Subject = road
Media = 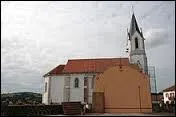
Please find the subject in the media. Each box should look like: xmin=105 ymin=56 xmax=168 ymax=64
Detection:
xmin=47 ymin=112 xmax=175 ymax=116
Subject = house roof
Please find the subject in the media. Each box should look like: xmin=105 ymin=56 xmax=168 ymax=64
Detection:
xmin=163 ymin=85 xmax=175 ymax=92
xmin=43 ymin=65 xmax=65 ymax=77
xmin=62 ymin=58 xmax=129 ymax=73
xmin=43 ymin=58 xmax=129 ymax=77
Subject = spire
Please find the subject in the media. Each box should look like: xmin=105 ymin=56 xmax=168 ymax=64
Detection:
xmin=129 ymin=13 xmax=142 ymax=38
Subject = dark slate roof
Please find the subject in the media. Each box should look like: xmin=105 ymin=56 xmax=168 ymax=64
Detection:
xmin=129 ymin=14 xmax=143 ymax=38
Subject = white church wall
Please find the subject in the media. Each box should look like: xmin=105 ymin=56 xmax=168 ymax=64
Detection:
xmin=42 ymin=76 xmax=50 ymax=105
xmin=130 ymin=31 xmax=148 ymax=73
xmin=88 ymin=75 xmax=94 ymax=104
xmin=83 ymin=73 xmax=95 ymax=104
xmin=43 ymin=73 xmax=96 ymax=105
xmin=50 ymin=75 xmax=65 ymax=104
xmin=63 ymin=76 xmax=71 ymax=102
xmin=69 ymin=73 xmax=95 ymax=104
xmin=69 ymin=74 xmax=84 ymax=103
xmin=131 ymin=31 xmax=144 ymax=51
xmin=130 ymin=55 xmax=145 ymax=67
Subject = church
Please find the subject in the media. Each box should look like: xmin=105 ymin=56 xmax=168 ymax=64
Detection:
xmin=42 ymin=13 xmax=152 ymax=113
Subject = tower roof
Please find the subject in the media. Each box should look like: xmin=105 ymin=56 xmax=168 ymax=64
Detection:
xmin=129 ymin=13 xmax=143 ymax=37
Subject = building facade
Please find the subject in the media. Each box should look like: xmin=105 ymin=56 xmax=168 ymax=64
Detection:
xmin=162 ymin=85 xmax=175 ymax=104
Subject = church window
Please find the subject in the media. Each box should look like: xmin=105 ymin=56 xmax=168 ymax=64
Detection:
xmin=74 ymin=78 xmax=79 ymax=88
xmin=45 ymin=82 xmax=47 ymax=92
xmin=135 ymin=38 xmax=139 ymax=49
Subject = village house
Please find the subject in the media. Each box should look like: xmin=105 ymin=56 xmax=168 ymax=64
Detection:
xmin=162 ymin=85 xmax=175 ymax=104
xmin=42 ymin=13 xmax=152 ymax=113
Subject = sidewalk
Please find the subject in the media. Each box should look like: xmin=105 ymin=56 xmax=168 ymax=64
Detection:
xmin=84 ymin=112 xmax=175 ymax=116
xmin=46 ymin=112 xmax=175 ymax=116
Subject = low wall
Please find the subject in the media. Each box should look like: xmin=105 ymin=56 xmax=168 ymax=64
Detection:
xmin=1 ymin=104 xmax=63 ymax=116
xmin=152 ymin=103 xmax=175 ymax=113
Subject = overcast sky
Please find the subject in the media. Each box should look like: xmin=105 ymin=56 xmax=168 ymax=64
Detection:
xmin=1 ymin=1 xmax=175 ymax=93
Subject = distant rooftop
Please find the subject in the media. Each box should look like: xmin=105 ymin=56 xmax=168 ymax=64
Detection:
xmin=163 ymin=85 xmax=175 ymax=92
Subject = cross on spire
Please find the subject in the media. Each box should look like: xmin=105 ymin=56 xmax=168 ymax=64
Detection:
xmin=132 ymin=5 xmax=134 ymax=14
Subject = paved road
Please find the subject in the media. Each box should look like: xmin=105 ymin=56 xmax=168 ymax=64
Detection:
xmin=85 ymin=113 xmax=175 ymax=116
xmin=47 ymin=112 xmax=175 ymax=116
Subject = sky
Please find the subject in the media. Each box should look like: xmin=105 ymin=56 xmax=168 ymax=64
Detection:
xmin=1 ymin=1 xmax=175 ymax=93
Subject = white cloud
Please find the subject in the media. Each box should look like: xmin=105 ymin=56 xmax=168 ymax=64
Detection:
xmin=1 ymin=1 xmax=175 ymax=93
xmin=145 ymin=28 xmax=170 ymax=49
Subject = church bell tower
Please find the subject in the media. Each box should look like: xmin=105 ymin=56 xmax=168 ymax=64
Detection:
xmin=128 ymin=13 xmax=148 ymax=74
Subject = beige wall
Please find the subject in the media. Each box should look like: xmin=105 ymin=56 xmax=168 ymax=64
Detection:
xmin=94 ymin=65 xmax=152 ymax=113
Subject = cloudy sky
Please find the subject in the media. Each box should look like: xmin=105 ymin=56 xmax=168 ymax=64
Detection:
xmin=1 ymin=1 xmax=175 ymax=93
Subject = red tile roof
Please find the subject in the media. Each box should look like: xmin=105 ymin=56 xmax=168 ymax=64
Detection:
xmin=43 ymin=58 xmax=129 ymax=76
xmin=43 ymin=65 xmax=65 ymax=77
xmin=62 ymin=58 xmax=129 ymax=73
xmin=163 ymin=85 xmax=175 ymax=92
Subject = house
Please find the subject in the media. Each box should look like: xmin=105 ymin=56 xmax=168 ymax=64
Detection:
xmin=42 ymin=13 xmax=152 ymax=113
xmin=162 ymin=85 xmax=175 ymax=104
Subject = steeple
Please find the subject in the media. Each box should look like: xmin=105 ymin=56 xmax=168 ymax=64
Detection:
xmin=128 ymin=13 xmax=148 ymax=74
xmin=129 ymin=13 xmax=142 ymax=39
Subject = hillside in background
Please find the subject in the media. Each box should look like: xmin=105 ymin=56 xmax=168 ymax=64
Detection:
xmin=1 ymin=92 xmax=42 ymax=105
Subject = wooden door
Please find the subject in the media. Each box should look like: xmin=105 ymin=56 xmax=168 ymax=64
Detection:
xmin=92 ymin=92 xmax=104 ymax=113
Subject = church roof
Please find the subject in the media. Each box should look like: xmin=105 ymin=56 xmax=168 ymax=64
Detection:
xmin=129 ymin=13 xmax=143 ymax=38
xmin=63 ymin=58 xmax=129 ymax=73
xmin=43 ymin=58 xmax=129 ymax=76
xmin=43 ymin=65 xmax=65 ymax=77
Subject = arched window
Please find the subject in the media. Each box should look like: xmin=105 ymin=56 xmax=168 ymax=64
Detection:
xmin=135 ymin=38 xmax=139 ymax=49
xmin=74 ymin=78 xmax=79 ymax=88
